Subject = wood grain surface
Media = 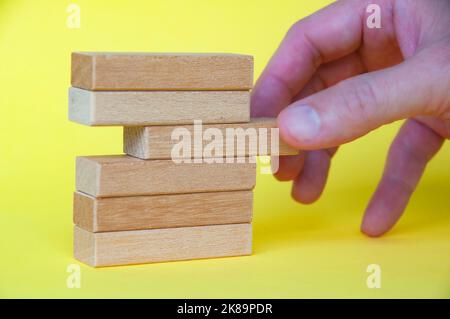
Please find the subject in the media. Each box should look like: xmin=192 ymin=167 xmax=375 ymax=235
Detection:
xmin=76 ymin=155 xmax=256 ymax=197
xmin=68 ymin=88 xmax=250 ymax=126
xmin=74 ymin=223 xmax=252 ymax=267
xmin=73 ymin=190 xmax=253 ymax=232
xmin=124 ymin=117 xmax=298 ymax=159
xmin=71 ymin=52 xmax=253 ymax=90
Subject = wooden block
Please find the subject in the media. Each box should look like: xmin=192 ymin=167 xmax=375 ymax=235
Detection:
xmin=68 ymin=88 xmax=250 ymax=126
xmin=76 ymin=155 xmax=256 ymax=197
xmin=74 ymin=190 xmax=253 ymax=232
xmin=124 ymin=117 xmax=298 ymax=159
xmin=71 ymin=52 xmax=253 ymax=91
xmin=74 ymin=223 xmax=252 ymax=267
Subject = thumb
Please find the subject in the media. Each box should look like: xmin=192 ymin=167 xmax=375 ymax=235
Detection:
xmin=277 ymin=56 xmax=440 ymax=150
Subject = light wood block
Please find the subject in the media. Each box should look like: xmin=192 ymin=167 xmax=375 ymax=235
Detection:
xmin=74 ymin=190 xmax=253 ymax=232
xmin=124 ymin=117 xmax=298 ymax=159
xmin=74 ymin=223 xmax=252 ymax=267
xmin=68 ymin=88 xmax=250 ymax=126
xmin=76 ymin=155 xmax=256 ymax=197
xmin=71 ymin=52 xmax=253 ymax=91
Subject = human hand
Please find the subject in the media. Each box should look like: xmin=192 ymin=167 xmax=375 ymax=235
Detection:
xmin=251 ymin=0 xmax=450 ymax=236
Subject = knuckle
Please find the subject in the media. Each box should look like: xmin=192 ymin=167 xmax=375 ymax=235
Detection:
xmin=397 ymin=131 xmax=426 ymax=164
xmin=286 ymin=18 xmax=322 ymax=68
xmin=386 ymin=174 xmax=415 ymax=195
xmin=415 ymin=39 xmax=450 ymax=116
xmin=287 ymin=19 xmax=305 ymax=36
xmin=285 ymin=20 xmax=302 ymax=41
xmin=335 ymin=77 xmax=381 ymax=128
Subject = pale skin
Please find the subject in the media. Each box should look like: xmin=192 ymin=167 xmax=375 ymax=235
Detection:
xmin=251 ymin=0 xmax=450 ymax=236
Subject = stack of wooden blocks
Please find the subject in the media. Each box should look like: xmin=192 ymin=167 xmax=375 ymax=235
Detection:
xmin=69 ymin=52 xmax=295 ymax=267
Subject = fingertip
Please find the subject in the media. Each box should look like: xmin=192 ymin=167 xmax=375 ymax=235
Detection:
xmin=361 ymin=205 xmax=396 ymax=237
xmin=291 ymin=177 xmax=322 ymax=204
xmin=277 ymin=104 xmax=322 ymax=149
xmin=273 ymin=172 xmax=294 ymax=182
xmin=274 ymin=172 xmax=296 ymax=182
xmin=277 ymin=108 xmax=299 ymax=148
xmin=291 ymin=187 xmax=320 ymax=204
xmin=360 ymin=218 xmax=389 ymax=237
xmin=290 ymin=150 xmax=331 ymax=204
xmin=273 ymin=154 xmax=305 ymax=181
xmin=359 ymin=119 xmax=444 ymax=238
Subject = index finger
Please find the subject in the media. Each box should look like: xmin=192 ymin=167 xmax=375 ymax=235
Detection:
xmin=251 ymin=0 xmax=366 ymax=117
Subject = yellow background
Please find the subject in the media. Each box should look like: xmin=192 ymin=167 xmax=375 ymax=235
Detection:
xmin=1 ymin=0 xmax=449 ymax=298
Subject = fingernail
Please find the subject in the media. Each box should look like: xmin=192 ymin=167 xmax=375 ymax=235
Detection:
xmin=281 ymin=105 xmax=321 ymax=142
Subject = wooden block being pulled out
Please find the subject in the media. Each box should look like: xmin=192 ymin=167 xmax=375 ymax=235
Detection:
xmin=68 ymin=88 xmax=250 ymax=126
xmin=71 ymin=52 xmax=253 ymax=91
xmin=76 ymin=155 xmax=256 ymax=197
xmin=74 ymin=190 xmax=253 ymax=232
xmin=74 ymin=223 xmax=252 ymax=267
xmin=124 ymin=117 xmax=298 ymax=159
